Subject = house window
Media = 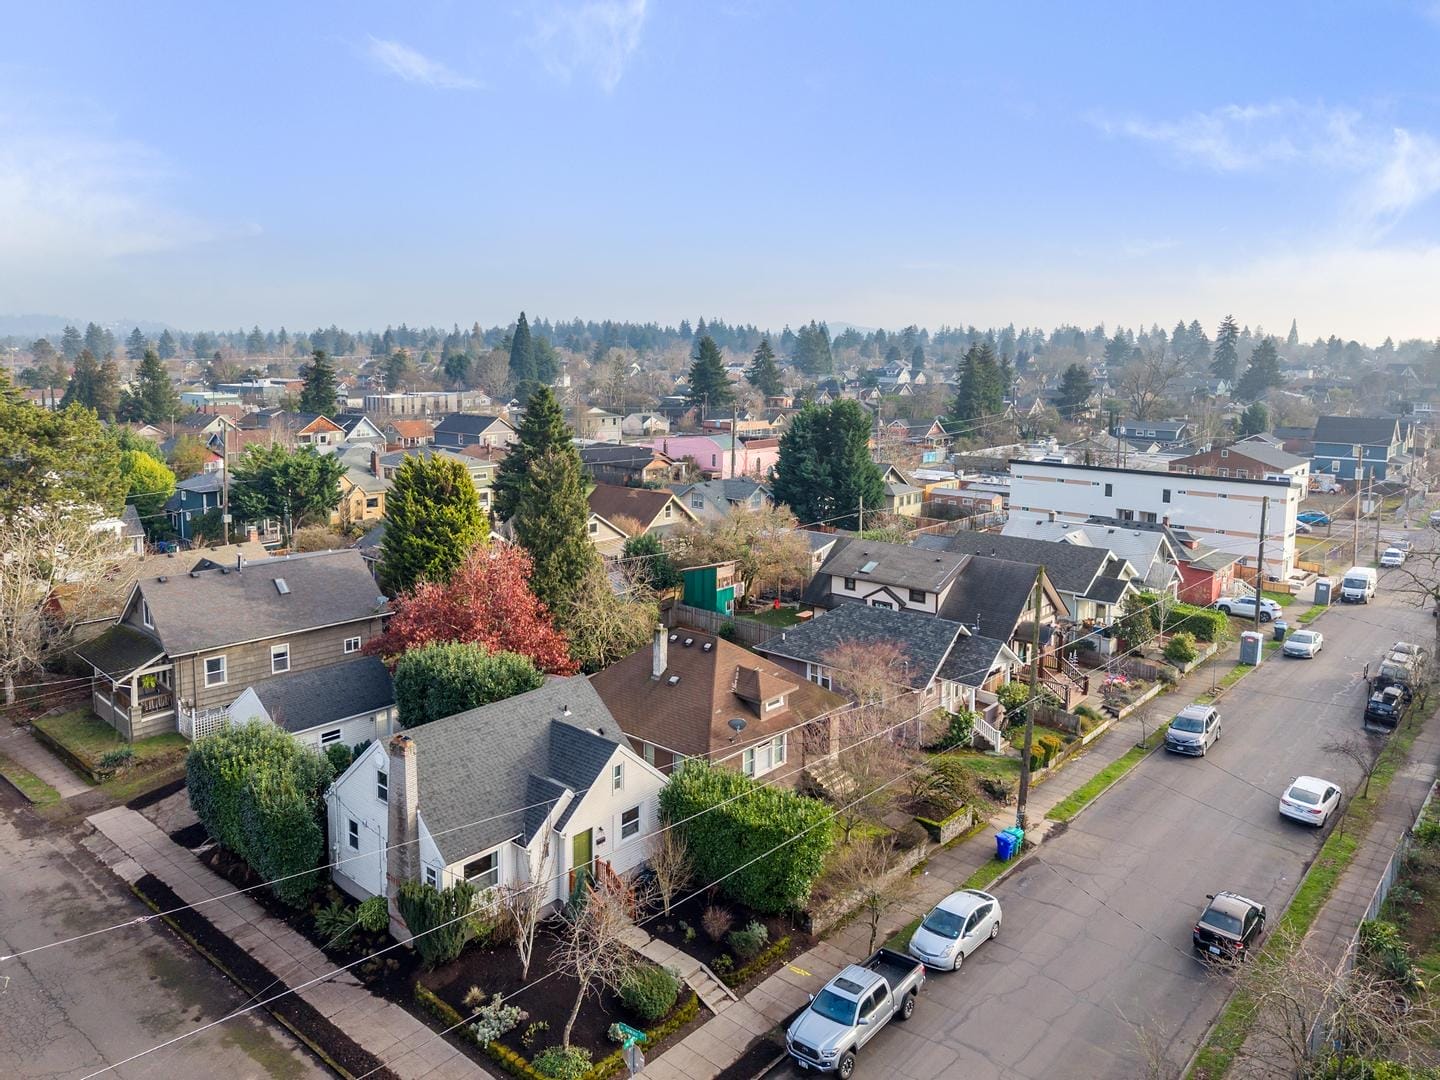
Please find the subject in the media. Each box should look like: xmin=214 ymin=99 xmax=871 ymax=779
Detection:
xmin=344 ymin=636 xmax=361 ymax=654
xmin=663 ymin=503 xmax=672 ymax=519
xmin=1104 ymin=483 xmax=1113 ymax=497
xmin=204 ymin=655 xmax=227 ymax=688
xmin=765 ymin=696 xmax=784 ymax=712
xmin=806 ymin=663 xmax=832 ymax=690
xmin=1162 ymin=489 xmax=1171 ymax=503
xmin=347 ymin=819 xmax=360 ymax=851
xmin=588 ymin=521 xmax=599 ymax=535
xmin=376 ymin=770 xmax=388 ymax=804
xmin=691 ymin=494 xmax=705 ymax=509
xmin=365 ymin=496 xmax=379 ymax=509
xmin=843 ymin=577 xmax=857 ymax=591
xmin=710 ymin=454 xmax=717 ymax=466
xmin=908 ymin=589 xmax=926 ymax=604
xmin=1117 ymin=509 xmax=1134 ymax=522
xmin=621 ymin=806 xmax=641 ymax=840
xmin=424 ymin=866 xmax=439 ymax=888
xmin=1140 ymin=512 xmax=1158 ymax=523
xmin=612 ymin=762 xmax=624 ymax=791
xmin=141 ymin=600 xmax=153 ymax=628
xmin=742 ymin=734 xmax=787 ymax=777
xmin=320 ymin=729 xmax=343 ymax=746
xmin=643 ymin=742 xmax=656 ymax=766
xmin=870 ymin=600 xmax=894 ymax=610
xmin=270 ymin=643 xmax=290 ymax=674
xmin=463 ymin=853 xmax=499 ymax=889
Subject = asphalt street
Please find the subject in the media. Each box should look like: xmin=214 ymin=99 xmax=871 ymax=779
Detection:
xmin=0 ymin=786 xmax=328 ymax=1080
xmin=771 ymin=568 xmax=1434 ymax=1079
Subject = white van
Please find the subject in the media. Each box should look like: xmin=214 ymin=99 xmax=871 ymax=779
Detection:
xmin=1340 ymin=566 xmax=1378 ymax=604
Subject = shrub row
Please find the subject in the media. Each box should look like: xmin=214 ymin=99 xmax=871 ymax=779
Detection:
xmin=1163 ymin=603 xmax=1228 ymax=643
xmin=718 ymin=936 xmax=792 ymax=989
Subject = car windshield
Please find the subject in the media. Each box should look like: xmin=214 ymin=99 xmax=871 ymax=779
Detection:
xmin=1172 ymin=715 xmax=1206 ymax=733
xmin=809 ymin=989 xmax=858 ymax=1026
xmin=1201 ymin=907 xmax=1243 ymax=935
xmin=921 ymin=907 xmax=965 ymax=940
xmin=1290 ymin=632 xmax=1317 ymax=644
xmin=1287 ymin=786 xmax=1321 ymax=805
xmin=1343 ymin=577 xmax=1368 ymax=589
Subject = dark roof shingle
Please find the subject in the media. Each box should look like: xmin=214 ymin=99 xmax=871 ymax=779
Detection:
xmin=245 ymin=656 xmax=394 ymax=734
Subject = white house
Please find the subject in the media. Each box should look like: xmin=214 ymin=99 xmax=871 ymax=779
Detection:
xmin=325 ymin=677 xmax=667 ymax=933
xmin=1008 ymin=459 xmax=1300 ymax=579
xmin=227 ymin=655 xmax=396 ymax=752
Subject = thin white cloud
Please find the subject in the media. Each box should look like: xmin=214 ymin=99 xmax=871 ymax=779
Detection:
xmin=364 ymin=36 xmax=480 ymax=90
xmin=1355 ymin=127 xmax=1440 ymax=232
xmin=531 ymin=0 xmax=648 ymax=93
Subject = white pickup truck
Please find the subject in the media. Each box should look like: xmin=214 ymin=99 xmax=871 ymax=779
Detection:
xmin=785 ymin=948 xmax=926 ymax=1078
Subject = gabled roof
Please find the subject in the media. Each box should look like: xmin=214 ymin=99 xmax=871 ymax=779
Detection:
xmin=580 ymin=445 xmax=673 ymax=468
xmin=131 ymin=549 xmax=386 ymax=656
xmin=404 ymin=677 xmax=628 ymax=863
xmin=1312 ymin=415 xmax=1401 ymax=447
xmin=246 ymin=656 xmax=394 ymax=734
xmin=590 ymin=629 xmax=845 ymax=760
xmin=912 ymin=531 xmax=1115 ymax=597
xmin=671 ymin=478 xmax=771 ymax=505
xmin=587 ymin=483 xmax=694 ymax=530
xmin=75 ymin=624 xmax=166 ymax=679
xmin=433 ymin=413 xmax=513 ymax=436
xmin=938 ymin=557 xmax=1066 ymax=631
xmin=384 ymin=419 xmax=435 ymax=439
xmin=814 ymin=538 xmax=968 ymax=594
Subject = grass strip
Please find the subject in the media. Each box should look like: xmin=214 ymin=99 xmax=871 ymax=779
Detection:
xmin=1186 ymin=702 xmax=1425 ymax=1079
xmin=1044 ymin=723 xmax=1171 ymax=824
xmin=0 ymin=752 xmax=62 ymax=806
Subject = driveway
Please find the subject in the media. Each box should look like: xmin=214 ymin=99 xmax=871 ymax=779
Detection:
xmin=769 ymin=583 xmax=1432 ymax=1079
xmin=0 ymin=786 xmax=328 ymax=1080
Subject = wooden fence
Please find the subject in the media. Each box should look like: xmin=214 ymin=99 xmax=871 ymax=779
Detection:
xmin=665 ymin=602 xmax=783 ymax=647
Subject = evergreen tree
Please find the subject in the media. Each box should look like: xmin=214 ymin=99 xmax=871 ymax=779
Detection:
xmin=686 ymin=334 xmax=734 ymax=416
xmin=793 ymin=321 xmax=834 ymax=375
xmin=509 ymin=311 xmax=536 ymax=389
xmin=1185 ymin=319 xmax=1210 ymax=363
xmin=745 ymin=338 xmax=784 ymax=397
xmin=532 ymin=333 xmax=559 ymax=386
xmin=441 ymin=350 xmax=471 ymax=389
xmin=125 ymin=327 xmax=147 ymax=360
xmin=60 ymin=325 xmax=83 ymax=361
xmin=492 ymin=385 xmax=573 ymax=520
xmin=1286 ymin=319 xmax=1299 ymax=348
xmin=950 ymin=342 xmax=1005 ymax=426
xmin=1236 ymin=338 xmax=1283 ymax=400
xmin=131 ymin=348 xmax=182 ymax=424
xmin=157 ymin=329 xmax=177 ymax=359
xmin=380 ymin=453 xmax=490 ymax=595
xmin=1055 ymin=364 xmax=1094 ymax=419
xmin=1237 ymin=402 xmax=1269 ymax=437
xmin=297 ymin=349 xmax=337 ymax=415
xmin=83 ymin=322 xmax=108 ymax=359
xmin=384 ymin=348 xmax=411 ymax=393
xmin=229 ymin=445 xmax=344 ymax=546
xmin=508 ymin=448 xmax=598 ymax=614
xmin=1104 ymin=330 xmax=1135 ymax=368
xmin=1211 ymin=315 xmax=1240 ymax=382
xmin=59 ymin=349 xmax=120 ymax=419
xmin=245 ymin=325 xmax=266 ymax=354
xmin=770 ymin=400 xmax=884 ymax=531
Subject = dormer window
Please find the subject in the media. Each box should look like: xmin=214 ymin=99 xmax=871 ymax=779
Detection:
xmin=765 ymin=696 xmax=784 ymax=712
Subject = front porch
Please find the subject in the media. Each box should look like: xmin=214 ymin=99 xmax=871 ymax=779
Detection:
xmin=74 ymin=624 xmax=177 ymax=741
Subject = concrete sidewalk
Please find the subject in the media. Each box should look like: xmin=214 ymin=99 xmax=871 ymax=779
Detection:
xmin=0 ymin=723 xmax=91 ymax=799
xmin=86 ymin=805 xmax=490 ymax=1080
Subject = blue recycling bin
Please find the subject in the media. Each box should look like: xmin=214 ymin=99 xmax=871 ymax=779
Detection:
xmin=995 ymin=831 xmax=1015 ymax=861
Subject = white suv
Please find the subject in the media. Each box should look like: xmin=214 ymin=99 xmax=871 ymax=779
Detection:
xmin=1213 ymin=594 xmax=1283 ymax=622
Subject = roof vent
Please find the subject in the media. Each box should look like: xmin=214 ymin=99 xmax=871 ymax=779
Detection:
xmin=669 ymin=633 xmax=678 ymax=642
xmin=274 ymin=578 xmax=290 ymax=595
xmin=702 ymin=642 xmax=713 ymax=652
xmin=683 ymin=637 xmax=694 ymax=648
xmin=667 ymin=675 xmax=681 ymax=686
xmin=220 ymin=567 xmax=229 ymax=574
xmin=562 ymin=705 xmax=572 ymax=716
xmin=157 ymin=575 xmax=168 ymax=583
xmin=189 ymin=570 xmax=199 ymax=577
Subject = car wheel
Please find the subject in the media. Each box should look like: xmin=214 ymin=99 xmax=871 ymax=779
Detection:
xmin=1261 ymin=612 xmax=1272 ymax=623
xmin=952 ymin=950 xmax=963 ymax=972
xmin=898 ymin=992 xmax=916 ymax=1021
xmin=990 ymin=919 xmax=1001 ymax=940
xmin=838 ymin=1052 xmax=856 ymax=1080
xmin=1218 ymin=605 xmax=1232 ymax=615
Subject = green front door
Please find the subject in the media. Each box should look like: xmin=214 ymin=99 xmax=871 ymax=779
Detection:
xmin=571 ymin=829 xmax=593 ymax=891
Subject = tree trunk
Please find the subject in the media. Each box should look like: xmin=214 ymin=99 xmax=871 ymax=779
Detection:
xmin=4 ymin=672 xmax=13 ymax=706
xmin=561 ymin=980 xmax=587 ymax=1048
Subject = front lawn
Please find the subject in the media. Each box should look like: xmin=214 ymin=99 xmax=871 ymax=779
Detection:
xmin=32 ymin=709 xmax=187 ymax=780
xmin=0 ymin=753 xmax=62 ymax=806
xmin=931 ymin=749 xmax=1022 ymax=781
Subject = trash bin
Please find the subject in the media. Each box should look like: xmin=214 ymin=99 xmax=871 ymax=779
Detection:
xmin=1239 ymin=630 xmax=1265 ymax=665
xmin=995 ymin=832 xmax=1014 ymax=861
xmin=1007 ymin=826 xmax=1025 ymax=853
xmin=1273 ymin=619 xmax=1288 ymax=642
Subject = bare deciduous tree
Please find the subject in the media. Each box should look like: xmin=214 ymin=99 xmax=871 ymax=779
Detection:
xmin=1376 ymin=546 xmax=1440 ymax=666
xmin=1117 ymin=349 xmax=1185 ymax=421
xmin=499 ymin=828 xmax=555 ymax=980
xmin=554 ymin=873 xmax=655 ymax=1047
xmin=832 ymin=834 xmax=918 ymax=954
xmin=646 ymin=827 xmax=692 ymax=917
xmin=675 ymin=504 xmax=812 ymax=600
xmin=1323 ymin=733 xmax=1386 ymax=799
xmin=0 ymin=504 xmax=128 ymax=704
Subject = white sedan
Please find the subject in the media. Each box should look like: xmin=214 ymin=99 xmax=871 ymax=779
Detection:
xmin=1282 ymin=629 xmax=1323 ymax=658
xmin=1380 ymin=547 xmax=1406 ymax=568
xmin=1279 ymin=776 xmax=1342 ymax=827
xmin=907 ymin=889 xmax=1001 ymax=971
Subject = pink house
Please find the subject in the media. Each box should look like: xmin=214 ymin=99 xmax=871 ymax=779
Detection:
xmin=651 ymin=435 xmax=779 ymax=480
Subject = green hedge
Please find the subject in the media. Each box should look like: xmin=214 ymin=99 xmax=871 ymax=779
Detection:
xmin=658 ymin=760 xmax=833 ymax=914
xmin=1162 ymin=603 xmax=1228 ymax=643
xmin=394 ymin=642 xmax=545 ymax=729
xmin=396 ymin=880 xmax=478 ymax=968
xmin=185 ymin=723 xmax=334 ymax=906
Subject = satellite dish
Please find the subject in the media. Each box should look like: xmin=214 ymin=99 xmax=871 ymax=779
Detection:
xmin=728 ymin=717 xmax=748 ymax=735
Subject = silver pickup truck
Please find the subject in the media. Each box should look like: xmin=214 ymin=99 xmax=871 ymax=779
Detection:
xmin=785 ymin=948 xmax=926 ymax=1078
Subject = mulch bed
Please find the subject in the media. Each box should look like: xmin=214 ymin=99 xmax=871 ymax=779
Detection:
xmin=132 ymin=871 xmax=399 ymax=1080
xmin=645 ymin=889 xmax=814 ymax=987
xmin=169 ymin=821 xmax=209 ymax=849
xmin=127 ymin=774 xmax=186 ymax=810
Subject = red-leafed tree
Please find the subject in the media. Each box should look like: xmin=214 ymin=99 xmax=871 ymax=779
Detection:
xmin=367 ymin=544 xmax=578 ymax=675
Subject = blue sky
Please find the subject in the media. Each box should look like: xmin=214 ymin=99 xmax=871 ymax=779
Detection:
xmin=3 ymin=1 xmax=1440 ymax=341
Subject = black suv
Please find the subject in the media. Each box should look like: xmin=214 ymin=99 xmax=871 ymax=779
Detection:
xmin=1193 ymin=892 xmax=1266 ymax=960
xmin=1365 ymin=685 xmax=1407 ymax=731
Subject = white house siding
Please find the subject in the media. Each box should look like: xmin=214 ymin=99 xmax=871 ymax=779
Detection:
xmin=549 ymin=746 xmax=666 ymax=905
xmin=1009 ymin=461 xmax=1299 ymax=579
xmin=326 ymin=742 xmax=390 ymax=901
xmin=823 ymin=575 xmax=942 ymax=614
xmin=226 ymin=688 xmax=396 ymax=752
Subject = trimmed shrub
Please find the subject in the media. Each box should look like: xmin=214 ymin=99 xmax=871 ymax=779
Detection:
xmin=701 ymin=905 xmax=733 ymax=942
xmin=1163 ymin=631 xmax=1198 ymax=665
xmin=98 ymin=746 xmax=135 ymax=771
xmin=1028 ymin=732 xmax=1066 ymax=771
xmin=659 ymin=760 xmax=834 ymax=914
xmin=618 ymin=964 xmax=679 ymax=1022
xmin=727 ymin=920 xmax=770 ymax=961
xmin=532 ymin=1046 xmax=592 ymax=1080
xmin=931 ymin=709 xmax=977 ymax=751
xmin=996 ymin=682 xmax=1031 ymax=713
xmin=471 ymin=998 xmax=527 ymax=1043
xmin=323 ymin=742 xmax=353 ymax=775
xmin=394 ymin=641 xmax=544 ymax=730
xmin=1163 ymin=603 xmax=1229 ymax=643
xmin=395 ymin=880 xmax=479 ymax=969
xmin=186 ymin=723 xmax=335 ymax=907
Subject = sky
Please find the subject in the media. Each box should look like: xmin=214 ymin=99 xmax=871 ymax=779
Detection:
xmin=3 ymin=1 xmax=1440 ymax=343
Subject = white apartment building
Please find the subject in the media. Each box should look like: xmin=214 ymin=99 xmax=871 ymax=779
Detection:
xmin=1008 ymin=460 xmax=1300 ymax=580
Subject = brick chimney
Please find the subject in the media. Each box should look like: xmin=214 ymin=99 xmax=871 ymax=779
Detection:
xmin=386 ymin=733 xmax=420 ymax=940
xmin=651 ymin=623 xmax=668 ymax=680
xmin=370 ymin=449 xmax=380 ymax=478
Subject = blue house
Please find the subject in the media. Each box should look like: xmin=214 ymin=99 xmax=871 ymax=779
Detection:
xmin=164 ymin=473 xmax=280 ymax=543
xmin=1311 ymin=415 xmax=1409 ymax=483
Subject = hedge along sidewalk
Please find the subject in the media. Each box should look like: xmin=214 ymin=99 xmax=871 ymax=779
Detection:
xmin=1185 ymin=692 xmax=1440 ymax=1080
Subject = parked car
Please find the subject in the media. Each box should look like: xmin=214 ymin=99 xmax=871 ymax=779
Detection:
xmin=1282 ymin=629 xmax=1324 ymax=658
xmin=1391 ymin=641 xmax=1427 ymax=663
xmin=786 ymin=949 xmax=926 ymax=1077
xmin=1295 ymin=520 xmax=1312 ymax=535
xmin=1298 ymin=511 xmax=1332 ymax=526
xmin=1165 ymin=704 xmax=1222 ymax=756
xmin=1278 ymin=776 xmax=1342 ymax=827
xmin=1340 ymin=566 xmax=1378 ymax=603
xmin=1380 ymin=547 xmax=1406 ymax=568
xmin=1430 ymin=509 xmax=1440 ymax=527
xmin=1365 ymin=685 xmax=1408 ymax=731
xmin=906 ymin=889 xmax=1002 ymax=971
xmin=1213 ymin=594 xmax=1283 ymax=622
xmin=1390 ymin=538 xmax=1414 ymax=553
xmin=1193 ymin=892 xmax=1266 ymax=960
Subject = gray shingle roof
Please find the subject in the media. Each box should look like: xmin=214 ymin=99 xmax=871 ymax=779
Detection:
xmin=814 ymin=538 xmax=967 ymax=594
xmin=75 ymin=624 xmax=166 ymax=679
xmin=913 ymin=531 xmax=1112 ymax=596
xmin=938 ymin=558 xmax=1050 ymax=633
xmin=756 ymin=604 xmax=968 ymax=690
xmin=1312 ymin=415 xmax=1400 ymax=447
xmin=405 ymin=678 xmax=625 ymax=864
xmin=247 ymin=656 xmax=394 ymax=734
xmin=136 ymin=549 xmax=386 ymax=656
xmin=936 ymin=632 xmax=1013 ymax=688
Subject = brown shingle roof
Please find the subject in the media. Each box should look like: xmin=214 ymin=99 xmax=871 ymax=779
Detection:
xmin=589 ymin=629 xmax=846 ymax=760
xmin=386 ymin=419 xmax=435 ymax=439
xmin=587 ymin=483 xmax=688 ymax=530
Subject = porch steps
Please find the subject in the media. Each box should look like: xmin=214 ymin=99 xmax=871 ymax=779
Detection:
xmin=620 ymin=925 xmax=738 ymax=1015
xmin=803 ymin=759 xmax=857 ymax=802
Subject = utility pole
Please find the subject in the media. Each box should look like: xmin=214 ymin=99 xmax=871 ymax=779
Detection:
xmin=1253 ymin=495 xmax=1268 ymax=632
xmin=221 ymin=420 xmax=231 ymax=546
xmin=730 ymin=403 xmax=738 ymax=478
xmin=1016 ymin=566 xmax=1044 ymax=834
xmin=1353 ymin=468 xmax=1363 ymax=566
xmin=1372 ymin=466 xmax=1382 ymax=564
xmin=857 ymin=495 xmax=864 ymax=535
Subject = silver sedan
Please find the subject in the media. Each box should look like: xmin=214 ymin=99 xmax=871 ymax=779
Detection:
xmin=1282 ymin=629 xmax=1323 ymax=658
